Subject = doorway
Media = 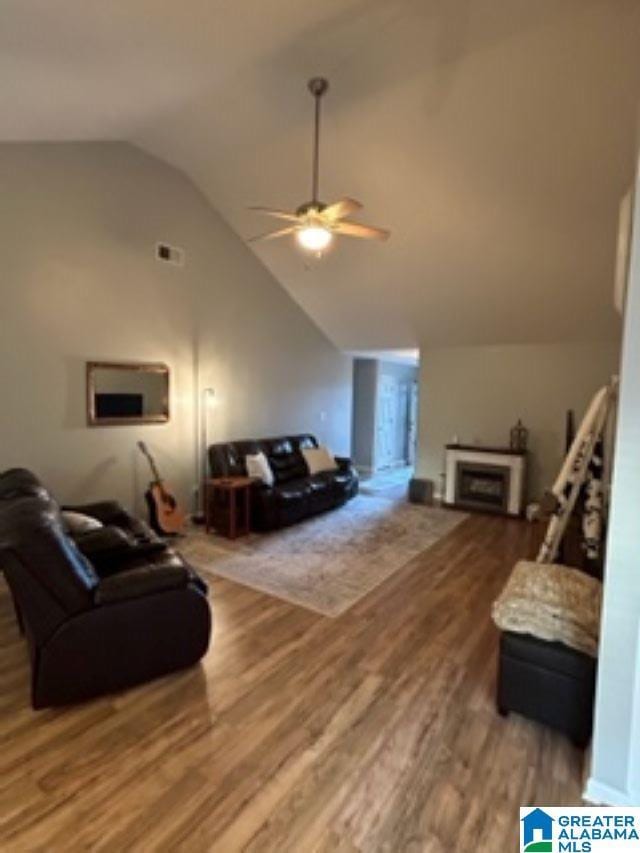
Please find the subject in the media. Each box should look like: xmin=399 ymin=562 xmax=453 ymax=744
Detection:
xmin=351 ymin=351 xmax=419 ymax=492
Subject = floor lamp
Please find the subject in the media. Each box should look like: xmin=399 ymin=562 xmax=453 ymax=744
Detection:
xmin=196 ymin=387 xmax=216 ymax=523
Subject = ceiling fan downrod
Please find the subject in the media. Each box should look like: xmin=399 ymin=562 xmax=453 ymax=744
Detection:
xmin=308 ymin=77 xmax=329 ymax=208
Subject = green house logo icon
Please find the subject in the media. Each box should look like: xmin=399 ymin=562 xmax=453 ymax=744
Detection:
xmin=522 ymin=808 xmax=554 ymax=852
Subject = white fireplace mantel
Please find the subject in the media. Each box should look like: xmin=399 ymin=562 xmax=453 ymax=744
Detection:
xmin=444 ymin=445 xmax=527 ymax=516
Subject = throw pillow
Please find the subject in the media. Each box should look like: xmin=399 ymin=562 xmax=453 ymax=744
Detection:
xmin=62 ymin=511 xmax=103 ymax=534
xmin=302 ymin=445 xmax=339 ymax=476
xmin=245 ymin=451 xmax=275 ymax=486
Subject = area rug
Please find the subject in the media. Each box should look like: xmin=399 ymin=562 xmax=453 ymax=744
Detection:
xmin=181 ymin=495 xmax=467 ymax=617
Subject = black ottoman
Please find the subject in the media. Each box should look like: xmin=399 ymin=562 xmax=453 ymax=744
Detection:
xmin=497 ymin=631 xmax=597 ymax=747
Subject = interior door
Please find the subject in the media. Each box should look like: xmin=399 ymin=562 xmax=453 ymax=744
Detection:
xmin=376 ymin=376 xmax=398 ymax=469
xmin=407 ymin=381 xmax=418 ymax=465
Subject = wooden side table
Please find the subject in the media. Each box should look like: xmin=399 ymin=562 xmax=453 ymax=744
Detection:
xmin=204 ymin=477 xmax=253 ymax=539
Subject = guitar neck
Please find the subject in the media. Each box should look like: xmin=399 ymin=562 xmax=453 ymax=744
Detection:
xmin=149 ymin=459 xmax=162 ymax=484
xmin=140 ymin=445 xmax=163 ymax=486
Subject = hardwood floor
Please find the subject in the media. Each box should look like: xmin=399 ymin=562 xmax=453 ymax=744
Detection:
xmin=0 ymin=514 xmax=584 ymax=851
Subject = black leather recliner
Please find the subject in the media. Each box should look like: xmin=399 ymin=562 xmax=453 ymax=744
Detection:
xmin=208 ymin=434 xmax=358 ymax=531
xmin=0 ymin=468 xmax=211 ymax=708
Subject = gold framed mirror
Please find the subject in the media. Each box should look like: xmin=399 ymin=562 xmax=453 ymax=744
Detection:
xmin=87 ymin=361 xmax=170 ymax=426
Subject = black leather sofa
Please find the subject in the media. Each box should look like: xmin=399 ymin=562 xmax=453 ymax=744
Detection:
xmin=0 ymin=468 xmax=211 ymax=708
xmin=208 ymin=434 xmax=358 ymax=531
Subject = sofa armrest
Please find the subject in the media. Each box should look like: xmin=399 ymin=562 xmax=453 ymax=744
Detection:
xmin=73 ymin=526 xmax=168 ymax=577
xmin=73 ymin=526 xmax=134 ymax=572
xmin=95 ymin=563 xmax=189 ymax=605
xmin=63 ymin=502 xmax=163 ymax=545
xmin=63 ymin=500 xmax=131 ymax=527
xmin=74 ymin=525 xmax=132 ymax=554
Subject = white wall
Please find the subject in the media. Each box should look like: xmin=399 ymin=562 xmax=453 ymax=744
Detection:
xmin=351 ymin=359 xmax=378 ymax=472
xmin=416 ymin=342 xmax=620 ymax=502
xmin=0 ymin=143 xmax=352 ymax=513
xmin=588 ymin=154 xmax=640 ymax=806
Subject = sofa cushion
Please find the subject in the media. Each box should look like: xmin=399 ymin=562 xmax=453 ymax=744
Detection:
xmin=62 ymin=510 xmax=104 ymax=535
xmin=294 ymin=434 xmax=318 ymax=451
xmin=245 ymin=451 xmax=274 ymax=486
xmin=310 ymin=470 xmax=352 ymax=497
xmin=269 ymin=438 xmax=293 ymax=456
xmin=307 ymin=475 xmax=339 ymax=513
xmin=266 ymin=439 xmax=308 ymax=484
xmin=64 ymin=501 xmax=165 ymax=548
xmin=273 ymin=479 xmax=311 ymax=503
xmin=208 ymin=441 xmax=258 ymax=477
xmin=302 ymin=446 xmax=338 ymax=476
xmin=233 ymin=441 xmax=260 ymax=469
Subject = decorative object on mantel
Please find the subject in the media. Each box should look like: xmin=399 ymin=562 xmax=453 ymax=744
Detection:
xmin=444 ymin=444 xmax=527 ymax=517
xmin=525 ymin=502 xmax=541 ymax=522
xmin=509 ymin=419 xmax=529 ymax=452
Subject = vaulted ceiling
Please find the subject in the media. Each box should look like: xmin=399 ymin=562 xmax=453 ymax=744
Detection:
xmin=2 ymin=1 xmax=639 ymax=348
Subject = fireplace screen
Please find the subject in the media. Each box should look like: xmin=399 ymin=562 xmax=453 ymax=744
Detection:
xmin=455 ymin=462 xmax=509 ymax=512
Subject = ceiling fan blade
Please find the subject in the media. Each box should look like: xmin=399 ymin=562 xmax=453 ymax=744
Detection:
xmin=247 ymin=225 xmax=298 ymax=243
xmin=248 ymin=206 xmax=300 ymax=222
xmin=333 ymin=221 xmax=390 ymax=241
xmin=322 ymin=197 xmax=363 ymax=221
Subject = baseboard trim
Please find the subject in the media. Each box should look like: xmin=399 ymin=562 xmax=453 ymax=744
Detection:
xmin=584 ymin=777 xmax=638 ymax=806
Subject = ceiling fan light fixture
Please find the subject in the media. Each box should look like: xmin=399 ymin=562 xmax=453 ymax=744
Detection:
xmin=296 ymin=225 xmax=332 ymax=252
xmin=247 ymin=77 xmax=389 ymax=249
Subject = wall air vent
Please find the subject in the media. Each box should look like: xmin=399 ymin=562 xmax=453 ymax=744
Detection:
xmin=156 ymin=242 xmax=185 ymax=267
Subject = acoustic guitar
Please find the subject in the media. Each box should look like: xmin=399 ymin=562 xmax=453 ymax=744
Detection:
xmin=137 ymin=441 xmax=185 ymax=535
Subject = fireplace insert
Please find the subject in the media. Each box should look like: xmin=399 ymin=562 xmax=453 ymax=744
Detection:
xmin=455 ymin=461 xmax=509 ymax=513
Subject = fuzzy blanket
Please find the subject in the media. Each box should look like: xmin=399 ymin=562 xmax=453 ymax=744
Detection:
xmin=492 ymin=560 xmax=602 ymax=657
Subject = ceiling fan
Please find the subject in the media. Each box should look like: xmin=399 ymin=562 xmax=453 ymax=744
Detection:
xmin=248 ymin=77 xmax=390 ymax=254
